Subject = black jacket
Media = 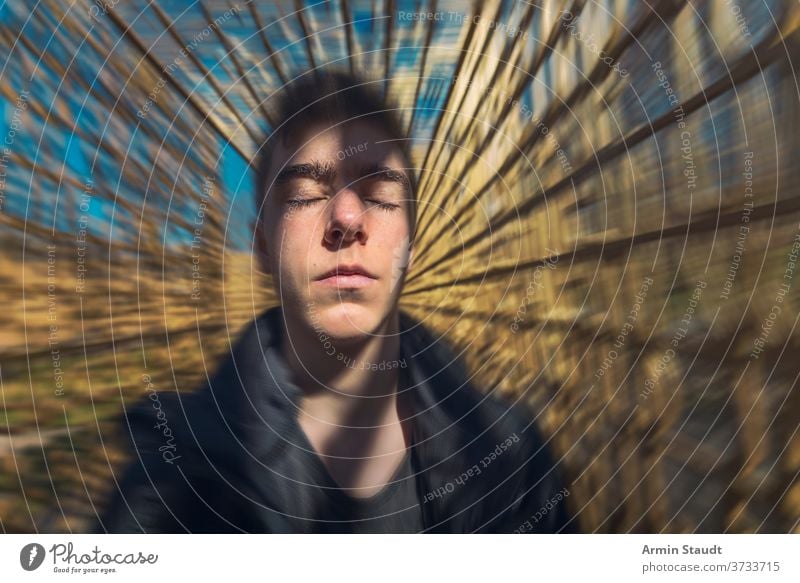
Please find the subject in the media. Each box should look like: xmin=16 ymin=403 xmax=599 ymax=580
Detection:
xmin=98 ymin=307 xmax=574 ymax=533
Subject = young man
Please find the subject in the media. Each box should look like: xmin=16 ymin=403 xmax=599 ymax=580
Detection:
xmin=98 ymin=71 xmax=572 ymax=533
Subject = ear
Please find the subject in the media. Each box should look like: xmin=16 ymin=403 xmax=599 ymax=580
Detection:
xmin=253 ymin=217 xmax=272 ymax=276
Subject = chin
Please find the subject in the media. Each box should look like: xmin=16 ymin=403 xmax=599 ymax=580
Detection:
xmin=307 ymin=300 xmax=388 ymax=344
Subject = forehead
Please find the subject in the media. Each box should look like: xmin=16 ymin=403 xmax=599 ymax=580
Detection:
xmin=267 ymin=119 xmax=409 ymax=180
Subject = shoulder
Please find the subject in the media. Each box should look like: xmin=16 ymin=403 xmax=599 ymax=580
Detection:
xmin=422 ymin=340 xmax=572 ymax=532
xmin=476 ymin=392 xmax=575 ymax=533
xmin=97 ymin=388 xmax=238 ymax=533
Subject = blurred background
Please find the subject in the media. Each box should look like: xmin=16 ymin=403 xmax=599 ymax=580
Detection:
xmin=0 ymin=0 xmax=798 ymax=533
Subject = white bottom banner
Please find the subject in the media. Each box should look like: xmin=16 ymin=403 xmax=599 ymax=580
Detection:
xmin=1 ymin=534 xmax=797 ymax=582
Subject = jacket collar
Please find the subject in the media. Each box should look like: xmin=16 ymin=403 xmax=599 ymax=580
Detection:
xmin=205 ymin=306 xmax=466 ymax=455
xmin=197 ymin=305 xmax=512 ymax=532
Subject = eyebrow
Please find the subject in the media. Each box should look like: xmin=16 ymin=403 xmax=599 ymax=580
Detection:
xmin=273 ymin=160 xmax=411 ymax=196
xmin=275 ymin=160 xmax=337 ymax=184
xmin=359 ymin=163 xmax=411 ymax=195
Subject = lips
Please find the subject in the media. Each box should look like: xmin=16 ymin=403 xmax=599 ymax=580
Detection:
xmin=315 ymin=264 xmax=377 ymax=280
xmin=314 ymin=264 xmax=377 ymax=288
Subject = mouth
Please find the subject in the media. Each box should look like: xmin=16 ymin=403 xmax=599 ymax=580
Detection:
xmin=314 ymin=264 xmax=378 ymax=288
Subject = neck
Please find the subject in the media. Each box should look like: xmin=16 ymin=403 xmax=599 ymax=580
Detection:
xmin=279 ymin=308 xmax=404 ymax=428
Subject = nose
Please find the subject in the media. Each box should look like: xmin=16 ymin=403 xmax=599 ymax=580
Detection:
xmin=323 ymin=189 xmax=367 ymax=247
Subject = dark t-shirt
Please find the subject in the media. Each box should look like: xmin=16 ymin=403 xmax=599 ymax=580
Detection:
xmin=300 ymin=445 xmax=423 ymax=533
xmin=277 ymin=363 xmax=424 ymax=533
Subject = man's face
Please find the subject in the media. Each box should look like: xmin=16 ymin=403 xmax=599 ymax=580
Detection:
xmin=257 ymin=119 xmax=415 ymax=344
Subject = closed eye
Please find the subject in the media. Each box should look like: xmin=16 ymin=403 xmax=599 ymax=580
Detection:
xmin=286 ymin=197 xmax=324 ymax=209
xmin=288 ymin=197 xmax=399 ymax=212
xmin=366 ymin=199 xmax=401 ymax=211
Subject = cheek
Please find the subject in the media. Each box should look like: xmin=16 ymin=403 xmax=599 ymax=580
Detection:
xmin=377 ymin=221 xmax=411 ymax=253
xmin=272 ymin=220 xmax=323 ymax=276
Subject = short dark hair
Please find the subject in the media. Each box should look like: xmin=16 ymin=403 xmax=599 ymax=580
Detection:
xmin=254 ymin=70 xmax=417 ymax=238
